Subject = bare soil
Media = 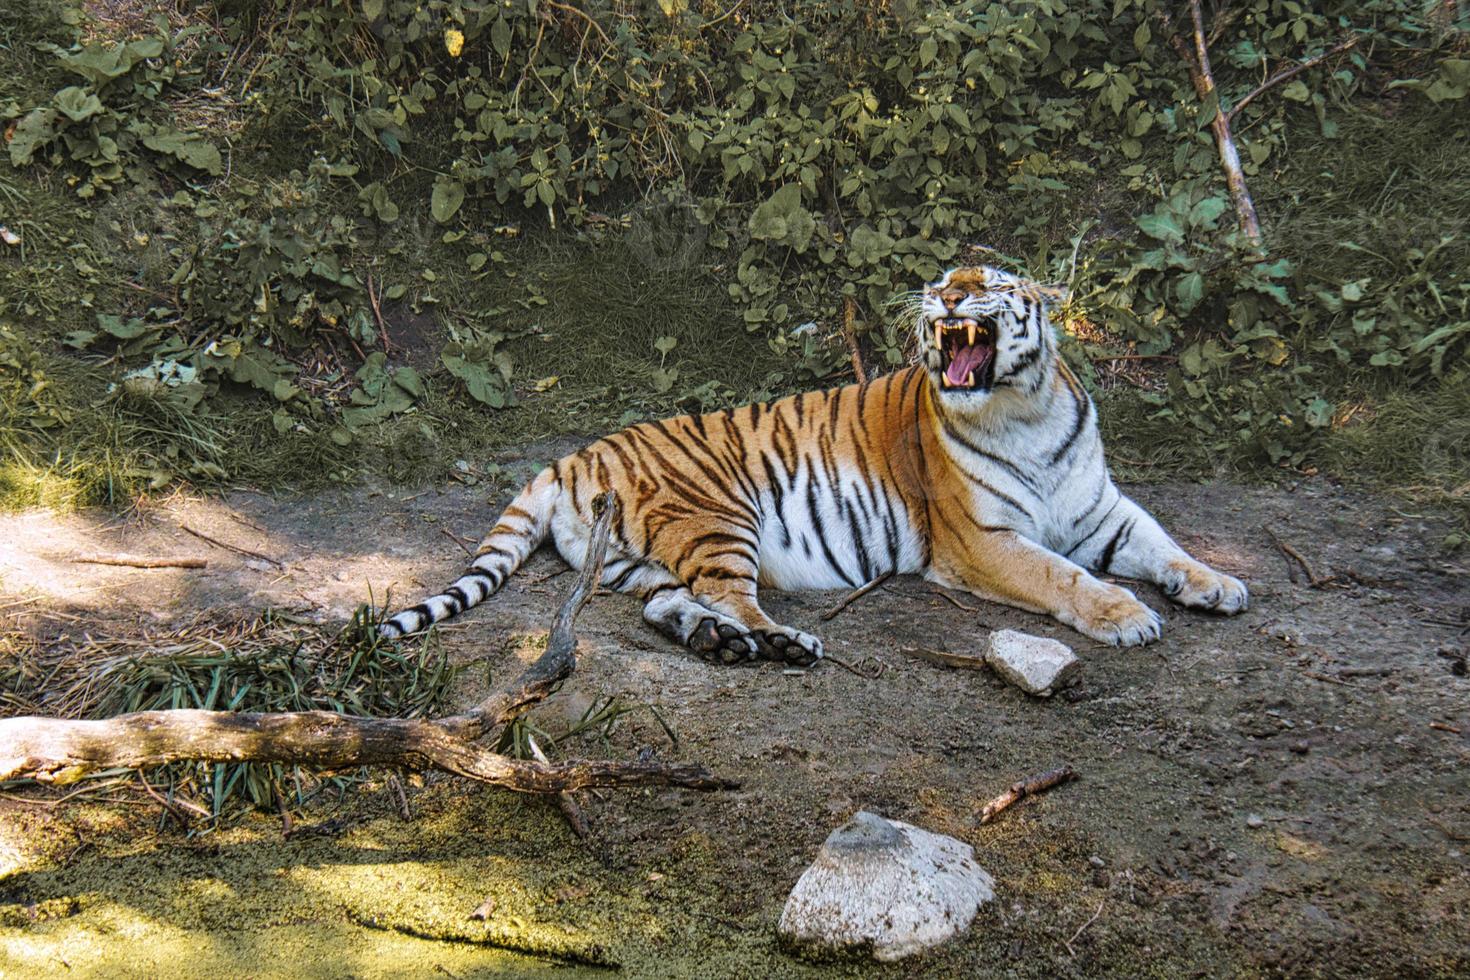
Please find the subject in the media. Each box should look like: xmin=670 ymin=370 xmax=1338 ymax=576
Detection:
xmin=1 ymin=440 xmax=1467 ymax=978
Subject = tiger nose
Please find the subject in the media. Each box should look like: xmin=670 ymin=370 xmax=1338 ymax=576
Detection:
xmin=939 ymin=288 xmax=966 ymax=310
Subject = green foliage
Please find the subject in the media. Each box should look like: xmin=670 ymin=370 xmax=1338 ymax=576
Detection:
xmin=4 ymin=19 xmax=222 ymax=196
xmin=8 ymin=607 xmax=461 ymax=823
xmin=1 ymin=0 xmax=1467 ymax=498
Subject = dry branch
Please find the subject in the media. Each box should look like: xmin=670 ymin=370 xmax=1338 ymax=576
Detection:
xmin=179 ymin=523 xmax=284 ymax=568
xmin=820 ymin=570 xmax=892 ymax=621
xmin=979 ymin=766 xmax=1077 ymax=824
xmin=840 ymin=296 xmax=866 ymax=381
xmin=900 ymin=645 xmax=987 ymax=670
xmin=69 ymin=554 xmax=207 ymax=569
xmin=1160 ymin=1 xmax=1262 ymax=246
xmin=1225 ymin=35 xmax=1362 ymax=124
xmin=528 ymin=733 xmax=590 ymax=839
xmin=0 ymin=492 xmax=736 ymax=801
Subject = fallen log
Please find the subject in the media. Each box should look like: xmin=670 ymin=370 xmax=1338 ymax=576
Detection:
xmin=0 ymin=492 xmax=736 ymax=800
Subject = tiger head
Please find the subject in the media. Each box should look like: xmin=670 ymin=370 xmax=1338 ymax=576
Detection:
xmin=917 ymin=265 xmax=1064 ymax=408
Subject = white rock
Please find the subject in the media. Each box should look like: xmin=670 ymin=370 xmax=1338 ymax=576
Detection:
xmin=984 ymin=629 xmax=1079 ymax=697
xmin=777 ymin=811 xmax=994 ymax=962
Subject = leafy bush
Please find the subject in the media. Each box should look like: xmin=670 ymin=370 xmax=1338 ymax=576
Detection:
xmin=1 ymin=0 xmax=1466 ymax=491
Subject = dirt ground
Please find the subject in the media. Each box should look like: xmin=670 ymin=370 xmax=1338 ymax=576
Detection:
xmin=1 ymin=439 xmax=1467 ymax=978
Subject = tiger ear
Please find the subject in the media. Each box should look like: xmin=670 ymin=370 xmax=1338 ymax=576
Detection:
xmin=1038 ymin=284 xmax=1069 ymax=305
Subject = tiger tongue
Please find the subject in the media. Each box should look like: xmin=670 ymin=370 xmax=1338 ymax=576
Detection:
xmin=944 ymin=344 xmax=992 ymax=386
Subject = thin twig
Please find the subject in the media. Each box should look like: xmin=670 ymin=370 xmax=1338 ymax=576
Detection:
xmin=1302 ymin=670 xmax=1351 ymax=686
xmin=927 ymin=587 xmax=981 ymax=613
xmin=387 ymin=772 xmax=412 ymax=821
xmin=820 ymin=570 xmax=893 ymax=621
xmin=1226 ymin=35 xmax=1362 ymax=124
xmin=69 ymin=554 xmax=207 ymax=570
xmin=543 ymin=0 xmax=611 ymax=46
xmin=979 ymin=767 xmax=1077 ymax=824
xmin=1264 ymin=526 xmax=1331 ymax=587
xmin=841 ymin=296 xmax=866 ymax=381
xmin=1063 ymin=900 xmax=1106 ymax=957
xmin=179 ymin=524 xmax=285 ymax=568
xmin=527 ymin=734 xmax=590 ymax=838
xmin=698 ymin=0 xmax=748 ymax=32
xmin=819 ymin=653 xmax=886 ymax=679
xmin=365 ymin=270 xmax=393 ymax=355
xmin=1429 ymin=721 xmax=1462 ymax=734
xmin=440 ymin=527 xmax=475 ymax=558
xmin=901 ymin=645 xmax=987 ymax=670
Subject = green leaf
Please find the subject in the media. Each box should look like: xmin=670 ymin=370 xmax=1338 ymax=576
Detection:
xmin=491 ymin=17 xmax=512 ymax=58
xmin=7 ymin=108 xmax=59 ymax=167
xmin=1281 ymin=79 xmax=1311 ymax=102
xmin=361 ymin=0 xmax=385 ymax=19
xmin=1188 ymin=196 xmax=1228 ymax=228
xmin=847 ymin=224 xmax=895 ymax=266
xmin=431 ymin=177 xmax=466 ymax=223
xmin=96 ymin=313 xmax=153 ymax=339
xmin=53 ymin=86 xmax=103 ymax=122
xmin=1136 ymin=211 xmax=1184 ymax=242
xmin=135 ymin=125 xmax=223 ymax=175
xmin=393 ymin=366 xmax=425 ymax=399
xmin=1175 ymin=271 xmax=1204 ymax=314
xmin=748 ymin=184 xmax=814 ymax=251
xmin=1304 ymin=398 xmax=1333 ymax=428
xmin=442 ymin=342 xmax=512 ymax=408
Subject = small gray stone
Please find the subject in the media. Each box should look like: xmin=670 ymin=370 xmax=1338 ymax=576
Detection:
xmin=1246 ymin=813 xmax=1265 ymax=829
xmin=778 ymin=812 xmax=994 ymax=962
xmin=984 ymin=629 xmax=1080 ymax=697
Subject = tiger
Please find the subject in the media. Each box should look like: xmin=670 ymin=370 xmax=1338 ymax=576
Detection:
xmin=378 ymin=265 xmax=1248 ymax=664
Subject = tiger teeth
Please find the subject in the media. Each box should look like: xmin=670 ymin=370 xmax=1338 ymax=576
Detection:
xmin=966 ymin=322 xmax=976 ymax=345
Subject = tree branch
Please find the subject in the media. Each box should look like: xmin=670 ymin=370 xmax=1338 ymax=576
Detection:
xmin=0 ymin=492 xmax=738 ymax=799
xmin=436 ymin=491 xmax=619 ymax=741
xmin=1159 ymin=1 xmax=1263 ymax=246
xmin=1225 ymin=34 xmax=1362 ymax=125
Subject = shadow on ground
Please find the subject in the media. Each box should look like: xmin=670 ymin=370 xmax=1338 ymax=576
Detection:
xmin=1 ymin=444 xmax=1467 ymax=977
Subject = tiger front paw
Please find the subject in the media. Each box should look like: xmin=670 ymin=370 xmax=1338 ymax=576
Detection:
xmin=754 ymin=626 xmax=824 ymax=667
xmin=1065 ymin=584 xmax=1163 ymax=647
xmin=688 ymin=618 xmax=761 ymax=665
xmin=1160 ymin=560 xmax=1249 ymax=614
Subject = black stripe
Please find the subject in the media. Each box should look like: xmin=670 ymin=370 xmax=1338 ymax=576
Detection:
xmin=1097 ymin=517 xmax=1135 ymax=573
xmin=955 ymin=466 xmax=1033 ymax=517
xmin=1047 ymin=382 xmax=1093 ymax=466
xmin=806 ymin=477 xmax=858 ymax=586
xmin=939 ymin=417 xmax=1040 ymax=493
xmin=999 ymin=344 xmax=1042 ymax=380
xmin=1067 ymin=495 xmax=1122 ymax=556
xmin=1071 ymin=480 xmax=1108 ymax=529
xmin=687 ymin=529 xmax=757 ymax=551
xmin=759 ymin=452 xmax=794 ymax=549
xmin=608 ymin=562 xmax=639 ymax=591
xmin=846 ymin=504 xmax=874 ymax=581
xmin=691 ymin=566 xmax=751 ymax=581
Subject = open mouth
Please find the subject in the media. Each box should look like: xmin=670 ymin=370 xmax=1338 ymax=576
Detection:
xmin=931 ymin=317 xmax=995 ymax=390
